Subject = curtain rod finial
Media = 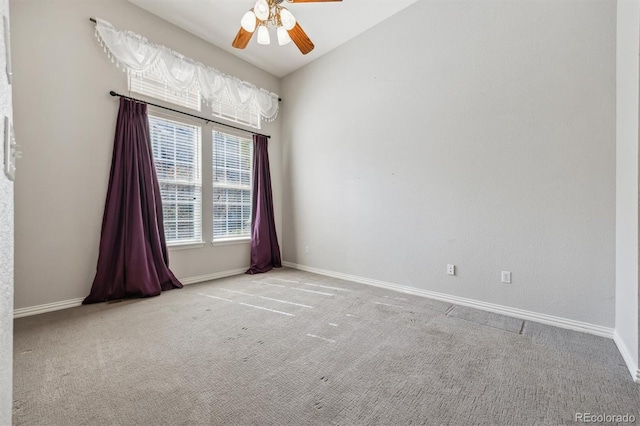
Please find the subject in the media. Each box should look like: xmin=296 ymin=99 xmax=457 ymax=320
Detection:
xmin=109 ymin=91 xmax=118 ymax=97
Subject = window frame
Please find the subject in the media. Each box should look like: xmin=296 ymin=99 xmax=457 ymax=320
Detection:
xmin=211 ymin=128 xmax=254 ymax=243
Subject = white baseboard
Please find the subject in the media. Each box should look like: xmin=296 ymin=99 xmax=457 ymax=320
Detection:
xmin=179 ymin=268 xmax=248 ymax=285
xmin=613 ymin=330 xmax=640 ymax=383
xmin=283 ymin=261 xmax=615 ymax=339
xmin=13 ymin=297 xmax=85 ymax=319
xmin=13 ymin=267 xmax=248 ymax=319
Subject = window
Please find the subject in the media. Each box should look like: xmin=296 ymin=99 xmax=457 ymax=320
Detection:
xmin=212 ymin=130 xmax=253 ymax=241
xmin=210 ymin=91 xmax=261 ymax=130
xmin=148 ymin=115 xmax=202 ymax=245
xmin=131 ymin=73 xmax=258 ymax=245
xmin=129 ymin=71 xmax=261 ymax=129
xmin=129 ymin=69 xmax=201 ymax=111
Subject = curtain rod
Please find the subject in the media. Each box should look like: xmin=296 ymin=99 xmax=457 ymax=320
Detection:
xmin=89 ymin=17 xmax=282 ymax=103
xmin=108 ymin=91 xmax=271 ymax=139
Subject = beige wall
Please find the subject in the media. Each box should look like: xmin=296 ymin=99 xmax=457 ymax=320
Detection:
xmin=281 ymin=0 xmax=616 ymax=327
xmin=11 ymin=0 xmax=281 ymax=309
xmin=9 ymin=0 xmax=625 ymax=333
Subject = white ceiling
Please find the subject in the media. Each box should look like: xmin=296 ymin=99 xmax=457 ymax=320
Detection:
xmin=127 ymin=0 xmax=418 ymax=78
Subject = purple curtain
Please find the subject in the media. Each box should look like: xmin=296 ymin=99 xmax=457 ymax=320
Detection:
xmin=246 ymin=134 xmax=282 ymax=274
xmin=83 ymin=98 xmax=182 ymax=304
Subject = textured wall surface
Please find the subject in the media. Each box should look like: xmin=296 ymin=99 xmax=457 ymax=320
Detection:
xmin=0 ymin=0 xmax=13 ymax=421
xmin=281 ymin=0 xmax=616 ymax=327
xmin=11 ymin=0 xmax=281 ymax=310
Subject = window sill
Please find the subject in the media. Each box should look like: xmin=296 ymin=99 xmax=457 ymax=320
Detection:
xmin=168 ymin=241 xmax=206 ymax=251
xmin=212 ymin=238 xmax=251 ymax=247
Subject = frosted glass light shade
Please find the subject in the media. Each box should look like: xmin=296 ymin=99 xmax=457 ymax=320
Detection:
xmin=277 ymin=26 xmax=291 ymax=45
xmin=257 ymin=26 xmax=271 ymax=45
xmin=254 ymin=0 xmax=270 ymax=21
xmin=240 ymin=11 xmax=257 ymax=32
xmin=280 ymin=9 xmax=296 ymax=31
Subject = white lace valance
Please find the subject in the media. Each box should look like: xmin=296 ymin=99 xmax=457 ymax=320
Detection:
xmin=94 ymin=18 xmax=280 ymax=122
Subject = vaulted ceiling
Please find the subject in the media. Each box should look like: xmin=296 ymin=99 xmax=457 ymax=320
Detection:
xmin=128 ymin=0 xmax=419 ymax=78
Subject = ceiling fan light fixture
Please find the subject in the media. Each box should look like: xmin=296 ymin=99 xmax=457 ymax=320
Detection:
xmin=240 ymin=10 xmax=257 ymax=32
xmin=233 ymin=0 xmax=341 ymax=54
xmin=257 ymin=25 xmax=271 ymax=45
xmin=279 ymin=9 xmax=296 ymax=31
xmin=277 ymin=26 xmax=291 ymax=45
xmin=254 ymin=0 xmax=270 ymax=21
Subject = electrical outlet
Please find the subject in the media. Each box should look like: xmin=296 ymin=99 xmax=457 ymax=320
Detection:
xmin=501 ymin=271 xmax=511 ymax=283
xmin=447 ymin=264 xmax=455 ymax=276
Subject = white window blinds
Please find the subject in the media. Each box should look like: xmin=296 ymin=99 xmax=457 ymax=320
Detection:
xmin=149 ymin=115 xmax=202 ymax=244
xmin=128 ymin=68 xmax=261 ymax=129
xmin=210 ymin=91 xmax=261 ymax=130
xmin=129 ymin=68 xmax=201 ymax=111
xmin=212 ymin=130 xmax=253 ymax=240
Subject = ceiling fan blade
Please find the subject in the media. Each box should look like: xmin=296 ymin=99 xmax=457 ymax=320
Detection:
xmin=287 ymin=22 xmax=314 ymax=55
xmin=232 ymin=27 xmax=254 ymax=49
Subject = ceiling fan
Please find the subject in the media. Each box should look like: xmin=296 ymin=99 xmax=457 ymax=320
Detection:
xmin=232 ymin=0 xmax=342 ymax=55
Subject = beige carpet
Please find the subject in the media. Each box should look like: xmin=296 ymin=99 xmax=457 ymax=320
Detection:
xmin=12 ymin=268 xmax=640 ymax=425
